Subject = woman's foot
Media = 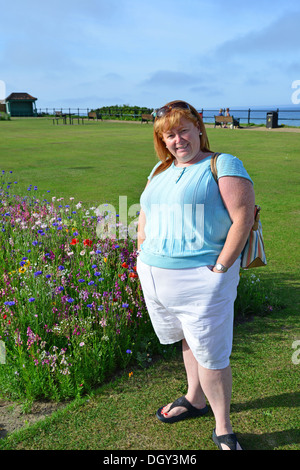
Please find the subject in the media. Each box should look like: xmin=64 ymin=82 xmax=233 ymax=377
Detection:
xmin=156 ymin=396 xmax=209 ymax=423
xmin=212 ymin=428 xmax=243 ymax=450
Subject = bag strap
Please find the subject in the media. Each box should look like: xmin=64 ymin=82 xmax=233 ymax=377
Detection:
xmin=253 ymin=206 xmax=261 ymax=231
xmin=210 ymin=152 xmax=221 ymax=183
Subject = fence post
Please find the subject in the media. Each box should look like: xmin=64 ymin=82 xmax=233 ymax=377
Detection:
xmin=248 ymin=108 xmax=251 ymax=125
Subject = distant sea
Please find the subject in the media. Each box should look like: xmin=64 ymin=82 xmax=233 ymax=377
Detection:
xmin=199 ymin=106 xmax=300 ymax=127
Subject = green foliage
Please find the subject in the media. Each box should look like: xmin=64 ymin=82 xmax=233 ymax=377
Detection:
xmin=92 ymin=104 xmax=153 ymax=120
xmin=0 ymin=112 xmax=10 ymax=121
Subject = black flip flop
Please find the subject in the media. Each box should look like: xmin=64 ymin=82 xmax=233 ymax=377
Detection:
xmin=212 ymin=428 xmax=243 ymax=450
xmin=156 ymin=396 xmax=209 ymax=424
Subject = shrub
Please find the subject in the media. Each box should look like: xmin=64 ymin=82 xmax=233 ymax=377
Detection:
xmin=0 ymin=112 xmax=11 ymax=121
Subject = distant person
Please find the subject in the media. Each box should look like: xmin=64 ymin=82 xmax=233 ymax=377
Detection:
xmin=137 ymin=99 xmax=255 ymax=450
xmin=223 ymin=108 xmax=231 ymax=127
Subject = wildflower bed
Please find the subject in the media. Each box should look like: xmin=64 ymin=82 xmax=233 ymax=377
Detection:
xmin=0 ymin=171 xmax=272 ymax=402
xmin=0 ymin=172 xmax=163 ymax=401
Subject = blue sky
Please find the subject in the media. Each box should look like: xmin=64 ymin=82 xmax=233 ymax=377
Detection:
xmin=1 ymin=0 xmax=300 ymax=110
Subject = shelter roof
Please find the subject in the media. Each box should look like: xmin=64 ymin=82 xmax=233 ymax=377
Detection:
xmin=6 ymin=92 xmax=37 ymax=101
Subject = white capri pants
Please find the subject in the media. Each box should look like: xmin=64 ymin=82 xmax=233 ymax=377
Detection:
xmin=136 ymin=257 xmax=240 ymax=370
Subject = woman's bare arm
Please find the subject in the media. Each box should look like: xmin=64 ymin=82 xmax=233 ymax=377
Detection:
xmin=213 ymin=176 xmax=255 ymax=271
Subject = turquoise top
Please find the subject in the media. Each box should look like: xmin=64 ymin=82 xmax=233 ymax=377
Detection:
xmin=139 ymin=153 xmax=253 ymax=269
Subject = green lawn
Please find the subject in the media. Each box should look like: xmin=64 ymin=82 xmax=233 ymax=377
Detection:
xmin=0 ymin=118 xmax=299 ymax=450
xmin=0 ymin=118 xmax=156 ymax=208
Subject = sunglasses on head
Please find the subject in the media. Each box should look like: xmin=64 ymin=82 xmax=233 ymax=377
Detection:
xmin=156 ymin=101 xmax=192 ymax=119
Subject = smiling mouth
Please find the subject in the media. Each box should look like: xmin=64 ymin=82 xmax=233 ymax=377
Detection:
xmin=176 ymin=145 xmax=189 ymax=151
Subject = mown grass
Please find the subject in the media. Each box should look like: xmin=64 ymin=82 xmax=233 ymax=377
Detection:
xmin=0 ymin=118 xmax=299 ymax=450
xmin=0 ymin=118 xmax=156 ymax=208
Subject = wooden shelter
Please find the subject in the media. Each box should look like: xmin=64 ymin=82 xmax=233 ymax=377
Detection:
xmin=6 ymin=92 xmax=37 ymax=117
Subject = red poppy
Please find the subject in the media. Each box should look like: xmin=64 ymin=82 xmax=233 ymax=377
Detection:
xmin=122 ymin=262 xmax=129 ymax=268
xmin=70 ymin=238 xmax=80 ymax=245
xmin=129 ymin=272 xmax=138 ymax=278
xmin=83 ymin=239 xmax=93 ymax=247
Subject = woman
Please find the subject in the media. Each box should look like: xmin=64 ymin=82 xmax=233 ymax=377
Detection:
xmin=224 ymin=108 xmax=231 ymax=128
xmin=136 ymin=100 xmax=255 ymax=450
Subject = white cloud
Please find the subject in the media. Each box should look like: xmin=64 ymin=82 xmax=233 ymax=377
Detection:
xmin=214 ymin=11 xmax=300 ymax=58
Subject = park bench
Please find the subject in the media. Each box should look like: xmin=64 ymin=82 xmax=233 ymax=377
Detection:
xmin=214 ymin=115 xmax=240 ymax=128
xmin=53 ymin=111 xmax=67 ymax=124
xmin=55 ymin=111 xmax=68 ymax=118
xmin=88 ymin=111 xmax=102 ymax=121
xmin=141 ymin=114 xmax=153 ymax=123
xmin=88 ymin=112 xmax=96 ymax=120
xmin=52 ymin=112 xmax=80 ymax=125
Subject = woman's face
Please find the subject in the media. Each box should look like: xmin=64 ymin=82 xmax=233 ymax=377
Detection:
xmin=162 ymin=117 xmax=201 ymax=165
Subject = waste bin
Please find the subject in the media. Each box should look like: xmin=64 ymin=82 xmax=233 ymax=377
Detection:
xmin=266 ymin=111 xmax=278 ymax=128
